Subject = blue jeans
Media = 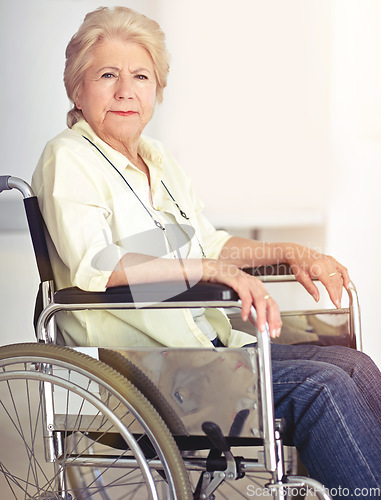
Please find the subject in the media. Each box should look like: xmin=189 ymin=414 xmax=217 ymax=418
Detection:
xmin=271 ymin=343 xmax=381 ymax=498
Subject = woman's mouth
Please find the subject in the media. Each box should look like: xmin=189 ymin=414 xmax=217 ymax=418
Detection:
xmin=110 ymin=110 xmax=137 ymax=116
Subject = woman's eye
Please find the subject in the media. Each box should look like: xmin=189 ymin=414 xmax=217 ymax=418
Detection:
xmin=101 ymin=73 xmax=115 ymax=79
xmin=135 ymin=74 xmax=148 ymax=81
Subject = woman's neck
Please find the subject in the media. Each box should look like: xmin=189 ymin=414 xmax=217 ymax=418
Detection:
xmin=98 ymin=131 xmax=140 ymax=165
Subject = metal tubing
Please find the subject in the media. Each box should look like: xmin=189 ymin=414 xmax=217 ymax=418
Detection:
xmin=40 ymin=280 xmax=56 ymax=343
xmin=41 ymin=376 xmax=57 ymax=463
xmin=278 ymin=476 xmax=333 ymax=500
xmin=348 ymin=282 xmax=363 ymax=351
xmin=7 ymin=176 xmax=34 ymax=198
xmin=59 ymin=455 xmax=267 ymax=472
xmin=254 ymin=311 xmax=277 ymax=472
xmin=36 ymin=299 xmax=243 ymax=344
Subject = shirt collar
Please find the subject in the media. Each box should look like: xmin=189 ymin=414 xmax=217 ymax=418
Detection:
xmin=72 ymin=119 xmax=164 ymax=188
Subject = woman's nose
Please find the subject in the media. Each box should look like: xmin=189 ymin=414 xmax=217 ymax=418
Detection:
xmin=115 ymin=76 xmax=134 ymax=99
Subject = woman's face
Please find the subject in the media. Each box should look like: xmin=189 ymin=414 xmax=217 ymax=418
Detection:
xmin=76 ymin=38 xmax=157 ymax=150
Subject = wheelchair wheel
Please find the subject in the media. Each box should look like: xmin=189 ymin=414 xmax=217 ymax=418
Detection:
xmin=0 ymin=343 xmax=192 ymax=500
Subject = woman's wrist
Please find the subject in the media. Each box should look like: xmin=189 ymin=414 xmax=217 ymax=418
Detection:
xmin=256 ymin=242 xmax=297 ymax=266
xmin=202 ymin=258 xmax=219 ymax=282
xmin=202 ymin=258 xmax=240 ymax=283
xmin=269 ymin=242 xmax=315 ymax=265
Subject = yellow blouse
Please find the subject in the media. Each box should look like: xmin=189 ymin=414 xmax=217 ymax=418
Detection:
xmin=32 ymin=119 xmax=256 ymax=348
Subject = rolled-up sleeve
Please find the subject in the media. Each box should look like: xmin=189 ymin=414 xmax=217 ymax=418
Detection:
xmin=196 ymin=211 xmax=231 ymax=259
xmin=187 ymin=182 xmax=231 ymax=259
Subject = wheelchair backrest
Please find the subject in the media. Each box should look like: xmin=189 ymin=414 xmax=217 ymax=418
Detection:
xmin=0 ymin=176 xmax=55 ymax=335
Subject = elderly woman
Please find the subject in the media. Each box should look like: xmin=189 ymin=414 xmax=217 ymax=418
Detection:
xmin=32 ymin=6 xmax=380 ymax=497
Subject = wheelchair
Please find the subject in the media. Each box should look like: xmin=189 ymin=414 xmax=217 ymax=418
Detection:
xmin=0 ymin=175 xmax=361 ymax=500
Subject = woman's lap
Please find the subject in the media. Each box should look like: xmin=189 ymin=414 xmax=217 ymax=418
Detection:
xmin=271 ymin=343 xmax=381 ymax=425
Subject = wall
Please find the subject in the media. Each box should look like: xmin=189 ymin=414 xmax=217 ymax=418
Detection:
xmin=0 ymin=0 xmax=380 ymax=366
xmin=328 ymin=0 xmax=381 ymax=366
xmin=155 ymin=0 xmax=334 ymax=222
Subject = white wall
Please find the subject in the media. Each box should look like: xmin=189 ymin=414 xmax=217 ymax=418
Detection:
xmin=154 ymin=0 xmax=334 ymax=222
xmin=0 ymin=0 xmax=380 ymax=366
xmin=328 ymin=0 xmax=381 ymax=366
xmin=0 ymin=233 xmax=38 ymax=344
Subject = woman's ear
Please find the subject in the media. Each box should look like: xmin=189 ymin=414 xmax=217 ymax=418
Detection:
xmin=74 ymin=87 xmax=82 ymax=110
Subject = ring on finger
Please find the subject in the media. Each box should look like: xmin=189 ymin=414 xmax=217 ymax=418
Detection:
xmin=264 ymin=294 xmax=271 ymax=300
xmin=329 ymin=272 xmax=337 ymax=277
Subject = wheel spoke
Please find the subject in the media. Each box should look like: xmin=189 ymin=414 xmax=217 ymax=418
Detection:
xmin=0 ymin=462 xmax=22 ymax=499
xmin=0 ymin=382 xmax=54 ymax=495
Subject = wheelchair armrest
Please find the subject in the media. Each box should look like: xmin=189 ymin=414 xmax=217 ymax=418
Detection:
xmin=243 ymin=264 xmax=303 ymax=283
xmin=53 ymin=281 xmax=239 ymax=305
xmin=37 ymin=282 xmax=241 ymax=343
xmin=53 ymin=267 xmax=293 ymax=306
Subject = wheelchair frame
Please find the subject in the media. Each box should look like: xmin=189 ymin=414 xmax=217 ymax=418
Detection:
xmin=1 ymin=174 xmax=359 ymax=500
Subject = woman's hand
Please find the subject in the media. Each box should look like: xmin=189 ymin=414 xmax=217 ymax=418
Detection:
xmin=202 ymin=259 xmax=282 ymax=338
xmin=284 ymin=244 xmax=350 ymax=308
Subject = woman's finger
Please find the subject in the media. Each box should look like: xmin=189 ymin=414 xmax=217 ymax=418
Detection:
xmin=319 ymin=269 xmax=344 ymax=308
xmin=249 ymin=286 xmax=282 ymax=338
xmin=251 ymin=293 xmax=268 ymax=333
xmin=336 ymin=262 xmax=350 ymax=289
xmin=292 ymin=265 xmax=320 ymax=302
xmin=265 ymin=296 xmax=282 ymax=338
xmin=239 ymin=288 xmax=254 ymax=322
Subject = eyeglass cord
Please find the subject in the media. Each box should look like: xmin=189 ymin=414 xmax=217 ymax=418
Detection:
xmin=82 ymin=135 xmax=206 ymax=287
xmin=82 ymin=135 xmax=167 ymax=230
